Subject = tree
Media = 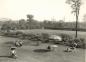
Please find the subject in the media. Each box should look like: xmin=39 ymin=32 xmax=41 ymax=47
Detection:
xmin=26 ymin=14 xmax=41 ymax=29
xmin=27 ymin=14 xmax=34 ymax=22
xmin=58 ymin=20 xmax=64 ymax=28
xmin=1 ymin=21 xmax=12 ymax=32
xmin=66 ymin=0 xmax=82 ymax=38
xmin=18 ymin=19 xmax=26 ymax=29
xmin=26 ymin=14 xmax=34 ymax=29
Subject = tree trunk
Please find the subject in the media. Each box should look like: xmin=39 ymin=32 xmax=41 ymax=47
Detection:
xmin=75 ymin=8 xmax=79 ymax=38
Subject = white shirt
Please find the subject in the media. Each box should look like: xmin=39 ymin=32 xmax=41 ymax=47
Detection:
xmin=11 ymin=50 xmax=16 ymax=54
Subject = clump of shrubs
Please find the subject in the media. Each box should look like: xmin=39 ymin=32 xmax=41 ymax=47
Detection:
xmin=59 ymin=33 xmax=73 ymax=42
xmin=3 ymin=31 xmax=23 ymax=38
xmin=73 ymin=38 xmax=86 ymax=49
xmin=2 ymin=31 xmax=86 ymax=49
xmin=58 ymin=33 xmax=86 ymax=49
xmin=58 ymin=33 xmax=73 ymax=45
xmin=40 ymin=33 xmax=50 ymax=43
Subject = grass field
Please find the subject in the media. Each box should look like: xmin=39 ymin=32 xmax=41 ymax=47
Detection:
xmin=0 ymin=29 xmax=86 ymax=62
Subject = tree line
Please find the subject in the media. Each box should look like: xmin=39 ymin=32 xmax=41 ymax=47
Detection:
xmin=0 ymin=14 xmax=86 ymax=32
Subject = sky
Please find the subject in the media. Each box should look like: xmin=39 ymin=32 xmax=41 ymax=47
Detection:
xmin=0 ymin=0 xmax=86 ymax=22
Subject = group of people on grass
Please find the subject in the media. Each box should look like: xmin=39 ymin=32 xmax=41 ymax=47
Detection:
xmin=47 ymin=42 xmax=77 ymax=52
xmin=10 ymin=40 xmax=23 ymax=59
xmin=10 ymin=39 xmax=77 ymax=59
xmin=66 ymin=42 xmax=77 ymax=52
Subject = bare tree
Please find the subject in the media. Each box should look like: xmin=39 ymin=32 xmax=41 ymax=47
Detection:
xmin=66 ymin=0 xmax=82 ymax=38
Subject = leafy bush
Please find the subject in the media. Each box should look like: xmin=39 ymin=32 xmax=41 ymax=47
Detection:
xmin=3 ymin=32 xmax=16 ymax=37
xmin=74 ymin=38 xmax=86 ymax=49
xmin=3 ymin=31 xmax=23 ymax=38
xmin=58 ymin=33 xmax=86 ymax=49
xmin=59 ymin=33 xmax=73 ymax=42
xmin=2 ymin=31 xmax=86 ymax=49
xmin=64 ymin=37 xmax=86 ymax=49
xmin=40 ymin=33 xmax=50 ymax=43
xmin=15 ymin=31 xmax=23 ymax=35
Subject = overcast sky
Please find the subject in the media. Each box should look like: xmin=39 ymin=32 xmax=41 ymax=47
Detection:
xmin=0 ymin=0 xmax=86 ymax=22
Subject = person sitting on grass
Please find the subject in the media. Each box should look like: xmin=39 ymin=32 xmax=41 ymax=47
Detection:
xmin=66 ymin=42 xmax=77 ymax=52
xmin=19 ymin=40 xmax=23 ymax=47
xmin=47 ymin=45 xmax=51 ymax=51
xmin=66 ymin=47 xmax=72 ymax=52
xmin=15 ymin=40 xmax=20 ymax=47
xmin=70 ymin=42 xmax=77 ymax=50
xmin=10 ymin=47 xmax=17 ymax=59
xmin=15 ymin=40 xmax=23 ymax=47
xmin=47 ymin=45 xmax=58 ymax=51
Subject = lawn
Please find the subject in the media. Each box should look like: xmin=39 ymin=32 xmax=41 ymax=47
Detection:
xmin=0 ymin=35 xmax=85 ymax=62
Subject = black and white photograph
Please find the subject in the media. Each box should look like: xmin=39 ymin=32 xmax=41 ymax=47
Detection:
xmin=0 ymin=0 xmax=86 ymax=62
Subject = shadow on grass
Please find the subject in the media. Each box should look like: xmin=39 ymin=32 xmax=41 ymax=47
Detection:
xmin=33 ymin=49 xmax=50 ymax=53
xmin=4 ymin=41 xmax=14 ymax=45
xmin=0 ymin=55 xmax=11 ymax=58
xmin=0 ymin=55 xmax=17 ymax=59
xmin=63 ymin=50 xmax=72 ymax=52
xmin=3 ymin=41 xmax=15 ymax=47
